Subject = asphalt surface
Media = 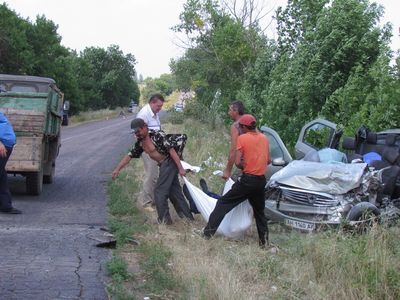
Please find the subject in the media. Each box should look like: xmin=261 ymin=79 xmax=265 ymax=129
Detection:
xmin=0 ymin=114 xmax=137 ymax=300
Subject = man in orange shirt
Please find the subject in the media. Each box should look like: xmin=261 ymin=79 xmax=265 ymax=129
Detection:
xmin=201 ymin=114 xmax=270 ymax=246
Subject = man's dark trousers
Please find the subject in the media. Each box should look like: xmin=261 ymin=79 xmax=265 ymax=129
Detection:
xmin=204 ymin=174 xmax=268 ymax=245
xmin=0 ymin=146 xmax=13 ymax=210
xmin=154 ymin=158 xmax=193 ymax=223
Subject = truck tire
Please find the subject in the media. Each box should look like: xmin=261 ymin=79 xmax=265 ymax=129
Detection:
xmin=43 ymin=136 xmax=59 ymax=184
xmin=43 ymin=162 xmax=55 ymax=184
xmin=62 ymin=115 xmax=69 ymax=126
xmin=26 ymin=169 xmax=43 ymax=195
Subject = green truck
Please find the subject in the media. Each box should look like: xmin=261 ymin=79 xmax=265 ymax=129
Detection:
xmin=0 ymin=74 xmax=64 ymax=195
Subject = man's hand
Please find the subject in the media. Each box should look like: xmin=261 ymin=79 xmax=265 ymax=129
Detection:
xmin=222 ymin=169 xmax=231 ymax=180
xmin=0 ymin=142 xmax=7 ymax=158
xmin=111 ymin=169 xmax=119 ymax=180
xmin=111 ymin=155 xmax=131 ymax=180
xmin=178 ymin=167 xmax=186 ymax=177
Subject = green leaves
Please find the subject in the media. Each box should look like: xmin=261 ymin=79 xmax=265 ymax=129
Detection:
xmin=80 ymin=45 xmax=139 ymax=110
xmin=248 ymin=0 xmax=395 ymax=147
xmin=172 ymin=0 xmax=263 ymax=118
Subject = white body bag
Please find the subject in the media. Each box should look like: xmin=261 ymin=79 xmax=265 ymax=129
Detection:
xmin=183 ymin=177 xmax=253 ymax=238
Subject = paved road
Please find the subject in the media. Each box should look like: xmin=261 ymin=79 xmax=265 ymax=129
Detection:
xmin=0 ymin=114 xmax=136 ymax=299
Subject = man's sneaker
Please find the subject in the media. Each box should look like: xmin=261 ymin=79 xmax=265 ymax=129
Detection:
xmin=143 ymin=205 xmax=155 ymax=212
xmin=199 ymin=178 xmax=209 ymax=194
xmin=177 ymin=210 xmax=195 ymax=221
xmin=157 ymin=217 xmax=173 ymax=225
xmin=0 ymin=207 xmax=22 ymax=214
xmin=192 ymin=228 xmax=210 ymax=240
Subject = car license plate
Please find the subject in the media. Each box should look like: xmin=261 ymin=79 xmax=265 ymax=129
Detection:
xmin=284 ymin=219 xmax=315 ymax=231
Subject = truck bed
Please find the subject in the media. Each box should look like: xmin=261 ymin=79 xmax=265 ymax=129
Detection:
xmin=1 ymin=108 xmax=45 ymax=135
xmin=1 ymin=108 xmax=45 ymax=173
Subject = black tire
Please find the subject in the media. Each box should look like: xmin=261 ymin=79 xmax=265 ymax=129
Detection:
xmin=62 ymin=115 xmax=68 ymax=126
xmin=43 ymin=162 xmax=55 ymax=184
xmin=26 ymin=169 xmax=43 ymax=195
xmin=347 ymin=202 xmax=380 ymax=221
xmin=346 ymin=202 xmax=380 ymax=231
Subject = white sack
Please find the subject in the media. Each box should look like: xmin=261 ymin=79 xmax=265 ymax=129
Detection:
xmin=183 ymin=177 xmax=253 ymax=238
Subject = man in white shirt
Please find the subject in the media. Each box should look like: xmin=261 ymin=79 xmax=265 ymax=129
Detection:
xmin=136 ymin=93 xmax=164 ymax=209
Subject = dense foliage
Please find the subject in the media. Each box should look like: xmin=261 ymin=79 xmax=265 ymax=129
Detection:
xmin=171 ymin=0 xmax=263 ymax=114
xmin=141 ymin=73 xmax=177 ymax=102
xmin=171 ymin=0 xmax=400 ymax=149
xmin=0 ymin=4 xmax=140 ymax=114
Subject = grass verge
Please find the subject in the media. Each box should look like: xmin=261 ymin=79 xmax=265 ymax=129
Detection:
xmin=106 ymin=157 xmax=187 ymax=299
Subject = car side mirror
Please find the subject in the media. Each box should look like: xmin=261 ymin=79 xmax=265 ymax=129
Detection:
xmin=63 ymin=100 xmax=70 ymax=111
xmin=272 ymin=157 xmax=287 ymax=167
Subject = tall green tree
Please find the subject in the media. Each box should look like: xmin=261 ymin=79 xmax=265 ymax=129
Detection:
xmin=322 ymin=50 xmax=400 ymax=135
xmin=171 ymin=0 xmax=265 ymax=115
xmin=26 ymin=15 xmax=70 ymax=77
xmin=79 ymin=45 xmax=139 ymax=110
xmin=0 ymin=3 xmax=34 ymax=73
xmin=141 ymin=73 xmax=177 ymax=101
xmin=259 ymin=0 xmax=391 ymax=147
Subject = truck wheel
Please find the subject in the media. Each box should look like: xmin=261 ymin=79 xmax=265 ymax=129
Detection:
xmin=43 ymin=162 xmax=55 ymax=184
xmin=26 ymin=169 xmax=43 ymax=195
xmin=62 ymin=115 xmax=69 ymax=126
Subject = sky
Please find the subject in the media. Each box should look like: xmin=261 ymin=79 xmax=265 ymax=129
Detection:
xmin=3 ymin=0 xmax=400 ymax=78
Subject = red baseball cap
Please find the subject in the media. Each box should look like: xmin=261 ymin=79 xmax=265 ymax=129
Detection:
xmin=239 ymin=114 xmax=256 ymax=127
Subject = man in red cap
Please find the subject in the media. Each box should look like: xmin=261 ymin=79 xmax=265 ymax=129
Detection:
xmin=200 ymin=114 xmax=270 ymax=247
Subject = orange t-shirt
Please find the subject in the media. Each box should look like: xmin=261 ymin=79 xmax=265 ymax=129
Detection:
xmin=236 ymin=131 xmax=269 ymax=175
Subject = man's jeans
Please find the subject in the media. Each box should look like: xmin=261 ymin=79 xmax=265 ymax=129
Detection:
xmin=154 ymin=158 xmax=193 ymax=223
xmin=204 ymin=174 xmax=268 ymax=245
xmin=0 ymin=146 xmax=13 ymax=210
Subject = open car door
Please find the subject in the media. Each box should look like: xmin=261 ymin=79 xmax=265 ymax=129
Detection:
xmin=294 ymin=118 xmax=339 ymax=159
xmin=260 ymin=118 xmax=340 ymax=179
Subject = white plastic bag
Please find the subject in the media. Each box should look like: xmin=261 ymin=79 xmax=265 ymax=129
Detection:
xmin=183 ymin=177 xmax=253 ymax=238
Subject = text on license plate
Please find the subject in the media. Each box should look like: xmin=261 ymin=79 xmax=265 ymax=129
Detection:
xmin=284 ymin=219 xmax=316 ymax=231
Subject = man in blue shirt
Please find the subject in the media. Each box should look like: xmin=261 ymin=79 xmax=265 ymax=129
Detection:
xmin=0 ymin=112 xmax=21 ymax=214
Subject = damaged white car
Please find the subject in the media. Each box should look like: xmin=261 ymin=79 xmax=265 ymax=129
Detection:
xmin=261 ymin=119 xmax=400 ymax=231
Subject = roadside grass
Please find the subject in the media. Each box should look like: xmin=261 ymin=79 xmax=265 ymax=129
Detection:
xmin=69 ymin=107 xmax=129 ymax=125
xmin=106 ymin=157 xmax=188 ymax=299
xmin=106 ymin=117 xmax=400 ymax=299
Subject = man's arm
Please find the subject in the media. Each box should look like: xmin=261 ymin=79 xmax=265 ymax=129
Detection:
xmin=0 ymin=141 xmax=7 ymax=157
xmin=111 ymin=155 xmax=132 ymax=179
xmin=223 ymin=124 xmax=239 ymax=179
xmin=169 ymin=148 xmax=186 ymax=176
xmin=235 ymin=148 xmax=244 ymax=170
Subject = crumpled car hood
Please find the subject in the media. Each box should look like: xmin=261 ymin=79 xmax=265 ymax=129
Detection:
xmin=270 ymin=160 xmax=368 ymax=194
